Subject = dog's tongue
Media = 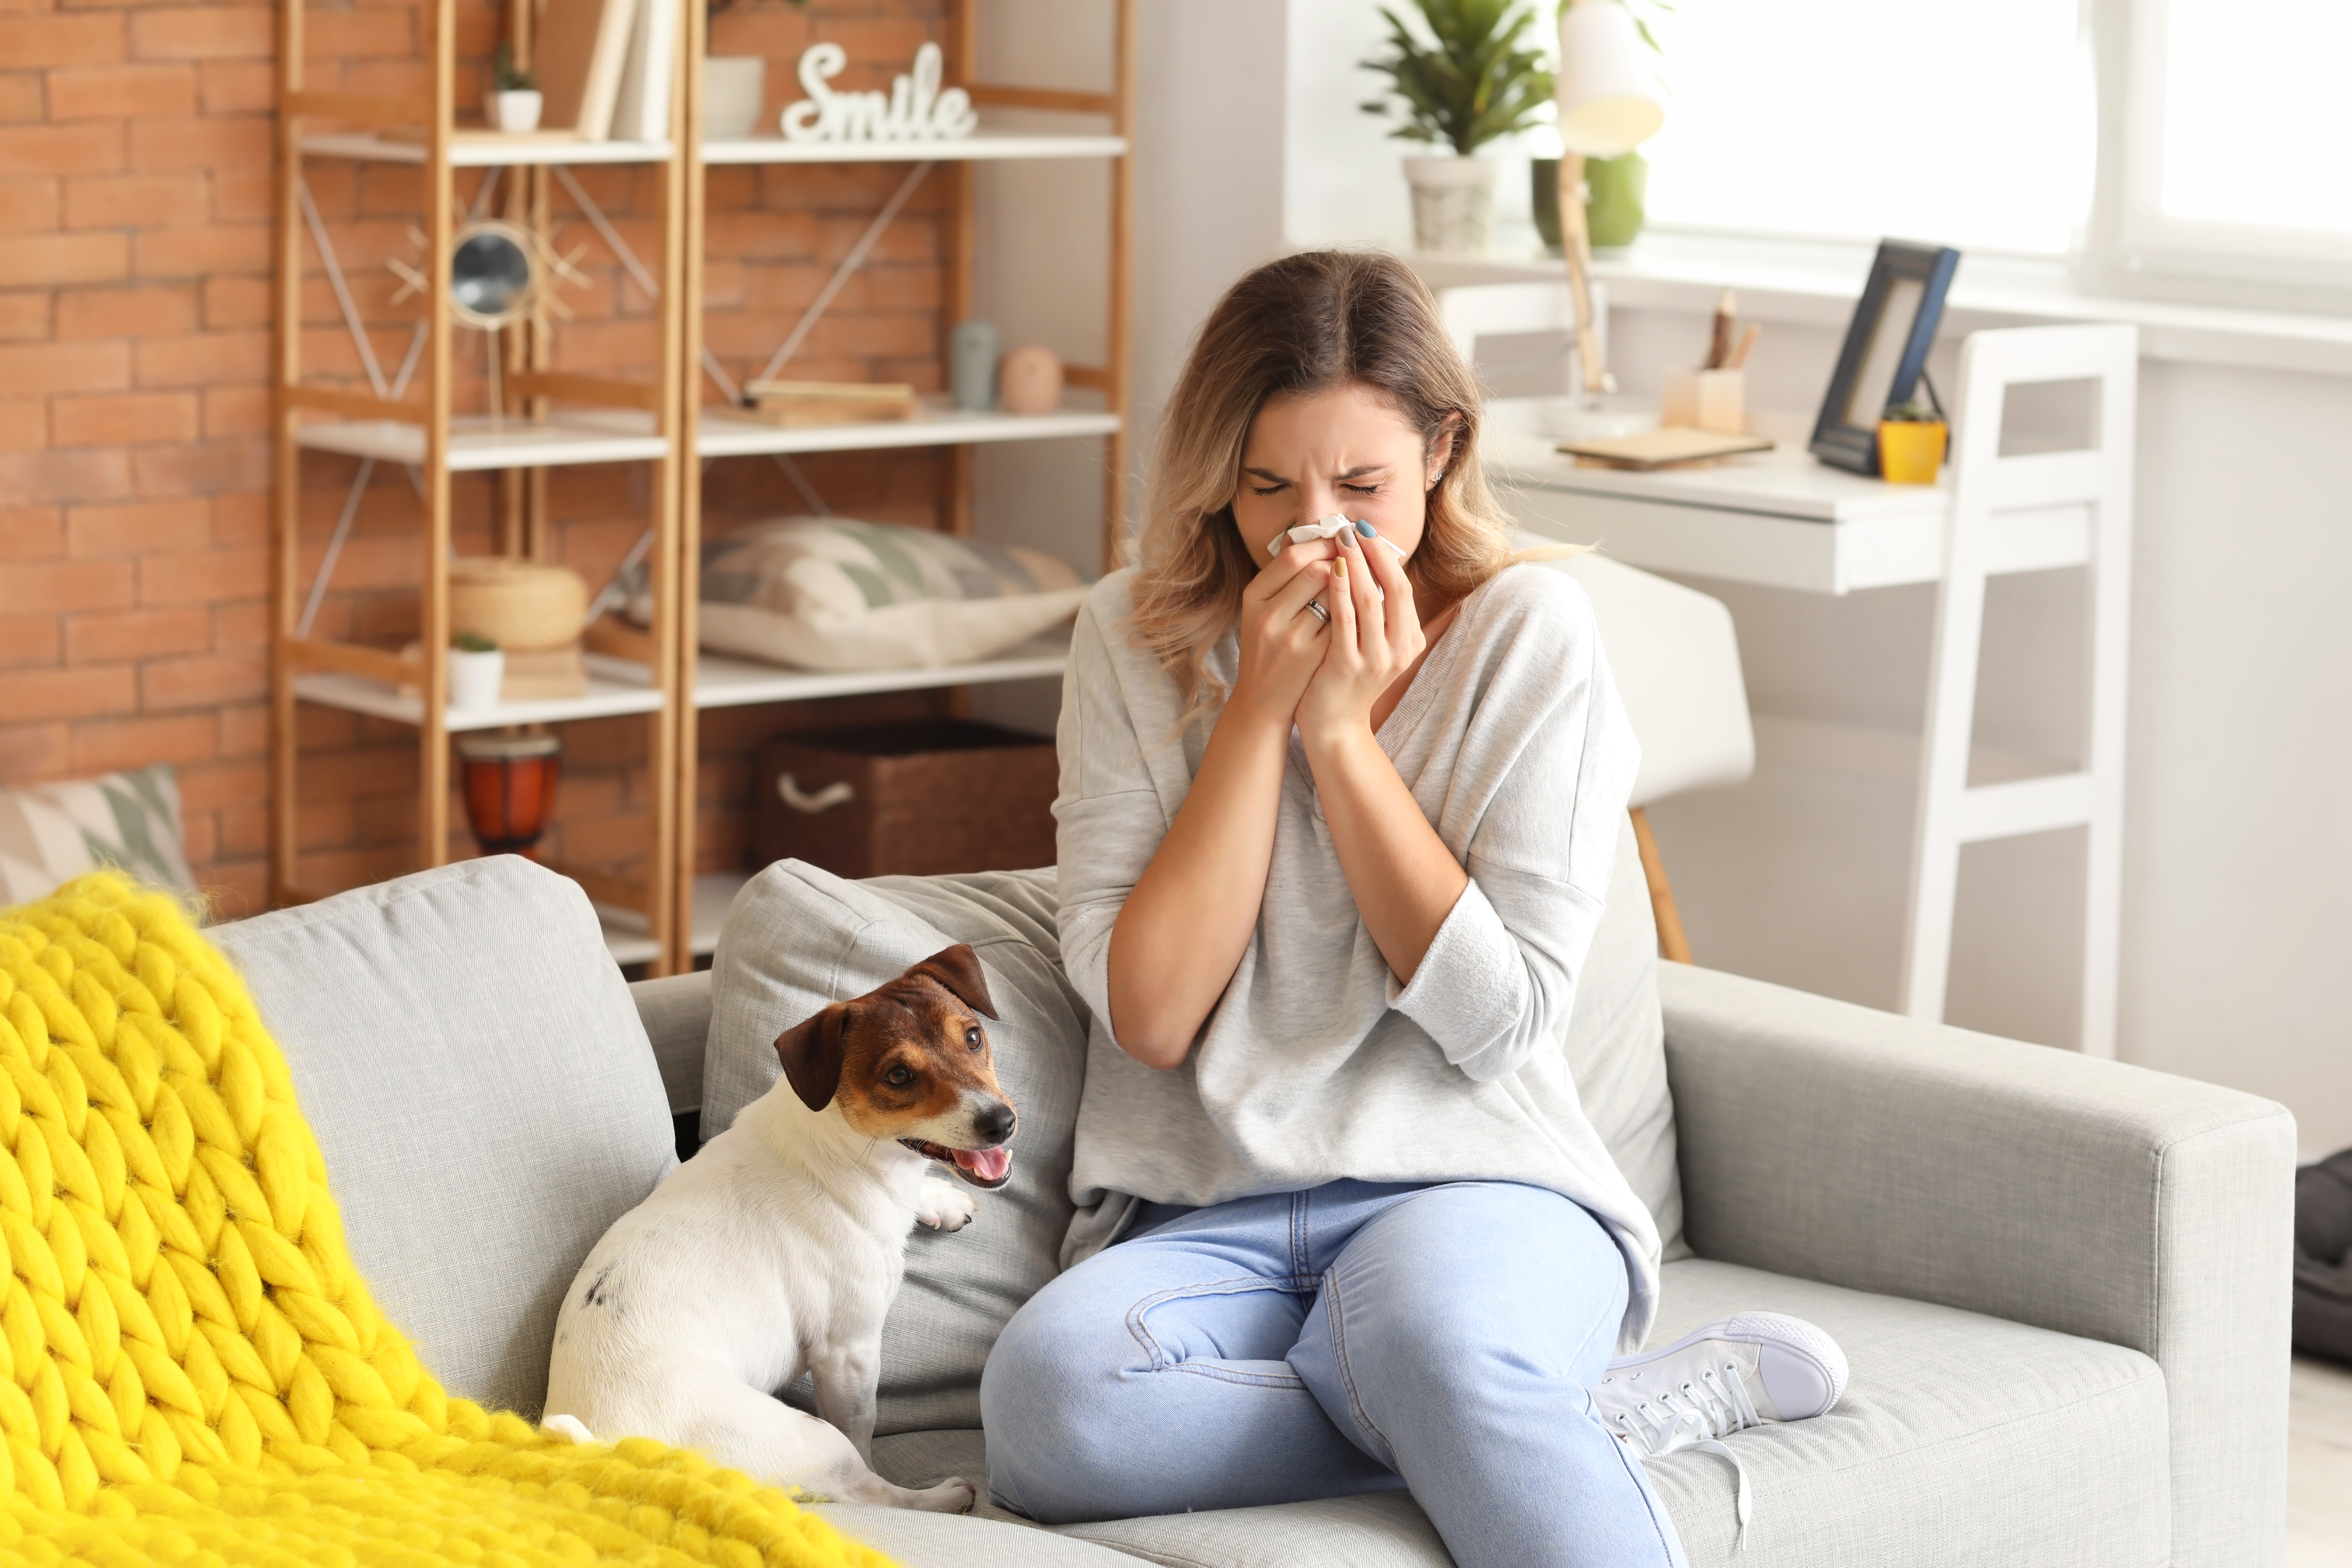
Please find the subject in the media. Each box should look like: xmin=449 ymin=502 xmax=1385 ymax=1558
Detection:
xmin=954 ymin=1146 xmax=1011 ymax=1183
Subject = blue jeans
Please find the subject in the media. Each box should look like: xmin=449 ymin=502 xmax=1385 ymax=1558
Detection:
xmin=979 ymin=1180 xmax=1687 ymax=1568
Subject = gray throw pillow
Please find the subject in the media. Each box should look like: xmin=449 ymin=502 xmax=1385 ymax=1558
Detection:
xmin=702 ymin=862 xmax=1090 ymax=1435
xmin=212 ymin=856 xmax=678 ymax=1419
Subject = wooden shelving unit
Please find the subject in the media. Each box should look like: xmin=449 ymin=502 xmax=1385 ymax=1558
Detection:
xmin=668 ymin=0 xmax=1135 ymax=970
xmin=270 ymin=0 xmax=690 ymax=968
xmin=272 ymin=1 xmax=1133 ymax=974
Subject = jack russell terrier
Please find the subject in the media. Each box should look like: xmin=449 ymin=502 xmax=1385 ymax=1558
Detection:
xmin=543 ymin=944 xmax=1017 ymax=1511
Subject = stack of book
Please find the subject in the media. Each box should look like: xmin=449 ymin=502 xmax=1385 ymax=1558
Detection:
xmin=522 ymin=0 xmax=680 ymax=142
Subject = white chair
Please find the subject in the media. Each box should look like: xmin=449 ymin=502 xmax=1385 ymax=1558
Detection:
xmin=1900 ymin=324 xmax=2137 ymax=1056
xmin=1542 ymin=551 xmax=1755 ymax=960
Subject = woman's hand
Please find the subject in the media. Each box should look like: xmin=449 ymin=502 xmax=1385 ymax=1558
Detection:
xmin=1230 ymin=539 xmax=1339 ymax=729
xmin=1295 ymin=524 xmax=1423 ymax=747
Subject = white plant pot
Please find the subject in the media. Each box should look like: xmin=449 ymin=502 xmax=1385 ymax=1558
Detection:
xmin=1403 ymin=155 xmax=1500 ymax=255
xmin=449 ymin=648 xmax=506 ymax=710
xmin=491 ymin=90 xmax=544 ymax=134
xmin=704 ymin=57 xmax=766 ymax=142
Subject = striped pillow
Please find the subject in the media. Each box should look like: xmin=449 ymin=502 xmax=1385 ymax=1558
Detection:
xmin=695 ymin=518 xmax=1092 ymax=672
xmin=0 ymin=763 xmax=196 ymax=910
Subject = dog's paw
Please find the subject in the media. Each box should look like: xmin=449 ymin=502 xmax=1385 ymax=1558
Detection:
xmin=916 ymin=1176 xmax=979 ymax=1232
xmin=912 ymin=1476 xmax=978 ymax=1513
xmin=541 ymin=1413 xmax=594 ymax=1445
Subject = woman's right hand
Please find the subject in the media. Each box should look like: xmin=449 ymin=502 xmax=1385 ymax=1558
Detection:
xmin=1230 ymin=540 xmax=1337 ymax=728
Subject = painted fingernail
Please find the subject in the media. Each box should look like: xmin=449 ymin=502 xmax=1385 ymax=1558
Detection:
xmin=1354 ymin=518 xmax=1377 ymax=538
xmin=1339 ymin=526 xmax=1359 ymax=547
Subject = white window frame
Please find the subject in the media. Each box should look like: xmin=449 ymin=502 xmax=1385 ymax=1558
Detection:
xmin=2081 ymin=0 xmax=2352 ymax=312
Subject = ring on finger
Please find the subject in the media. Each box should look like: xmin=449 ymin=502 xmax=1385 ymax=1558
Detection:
xmin=1304 ymin=600 xmax=1330 ymax=624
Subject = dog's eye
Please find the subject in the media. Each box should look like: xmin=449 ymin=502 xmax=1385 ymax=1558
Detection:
xmin=964 ymin=1027 xmax=981 ymax=1050
xmin=884 ymin=1065 xmax=915 ymax=1087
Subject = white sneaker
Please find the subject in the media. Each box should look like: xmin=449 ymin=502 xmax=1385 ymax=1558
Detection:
xmin=1593 ymin=1313 xmax=1849 ymax=1549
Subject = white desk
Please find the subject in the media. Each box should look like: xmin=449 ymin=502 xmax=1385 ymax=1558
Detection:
xmin=1484 ymin=419 xmax=1952 ymax=595
xmin=1476 ymin=327 xmax=2137 ymax=1060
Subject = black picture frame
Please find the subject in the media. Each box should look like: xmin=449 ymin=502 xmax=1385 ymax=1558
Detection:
xmin=1810 ymin=240 xmax=1962 ymax=476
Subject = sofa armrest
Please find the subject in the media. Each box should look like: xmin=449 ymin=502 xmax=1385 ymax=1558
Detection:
xmin=629 ymin=970 xmax=712 ymax=1117
xmin=1660 ymin=961 xmax=2295 ymax=1568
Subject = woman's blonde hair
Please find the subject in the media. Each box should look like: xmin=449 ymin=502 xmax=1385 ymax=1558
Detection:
xmin=1128 ymin=250 xmax=1525 ymax=722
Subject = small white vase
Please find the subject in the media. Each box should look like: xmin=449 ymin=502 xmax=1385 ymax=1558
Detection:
xmin=491 ymin=90 xmax=543 ymax=133
xmin=704 ymin=57 xmax=766 ymax=142
xmin=449 ymin=648 xmax=506 ymax=710
xmin=1403 ymin=155 xmax=1500 ymax=254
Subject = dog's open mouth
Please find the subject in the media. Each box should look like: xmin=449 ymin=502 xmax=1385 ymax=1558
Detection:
xmin=900 ymin=1139 xmax=1013 ymax=1189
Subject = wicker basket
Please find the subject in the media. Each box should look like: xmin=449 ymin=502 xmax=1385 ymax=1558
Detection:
xmin=449 ymin=558 xmax=588 ymax=652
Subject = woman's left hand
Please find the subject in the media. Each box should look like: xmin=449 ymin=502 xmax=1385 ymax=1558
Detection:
xmin=1295 ymin=524 xmax=1422 ymax=748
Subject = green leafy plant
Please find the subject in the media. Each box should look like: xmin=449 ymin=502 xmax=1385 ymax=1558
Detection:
xmin=1881 ymin=400 xmax=1946 ymax=424
xmin=491 ymin=44 xmax=536 ymax=94
xmin=453 ymin=630 xmax=499 ymax=653
xmin=1360 ymin=0 xmax=1556 ymax=157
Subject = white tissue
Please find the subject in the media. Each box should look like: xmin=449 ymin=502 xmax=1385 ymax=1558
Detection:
xmin=1265 ymin=514 xmax=1409 ymax=561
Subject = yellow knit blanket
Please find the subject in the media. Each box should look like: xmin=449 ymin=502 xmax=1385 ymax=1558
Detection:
xmin=0 ymin=874 xmax=892 ymax=1567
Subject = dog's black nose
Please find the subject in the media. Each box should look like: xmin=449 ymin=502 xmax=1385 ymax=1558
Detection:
xmin=973 ymin=1102 xmax=1016 ymax=1144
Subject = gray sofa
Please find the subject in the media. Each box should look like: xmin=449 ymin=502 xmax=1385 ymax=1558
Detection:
xmin=213 ymin=855 xmax=2296 ymax=1568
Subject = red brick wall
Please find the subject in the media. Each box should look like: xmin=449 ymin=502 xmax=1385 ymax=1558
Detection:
xmin=2 ymin=0 xmax=955 ymax=916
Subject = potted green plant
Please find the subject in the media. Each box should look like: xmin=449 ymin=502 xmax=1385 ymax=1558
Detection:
xmin=449 ymin=629 xmax=506 ymax=710
xmin=1361 ymin=0 xmax=1555 ymax=253
xmin=489 ymin=44 xmax=542 ymax=134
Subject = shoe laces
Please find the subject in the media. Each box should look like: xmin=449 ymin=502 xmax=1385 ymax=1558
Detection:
xmin=1603 ymin=1359 xmax=1760 ymax=1550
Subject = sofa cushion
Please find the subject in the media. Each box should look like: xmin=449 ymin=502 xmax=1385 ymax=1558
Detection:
xmin=811 ymin=1501 xmax=1141 ymax=1568
xmin=867 ymin=1256 xmax=2169 ymax=1568
xmin=702 ymin=861 xmax=1090 ymax=1435
xmin=211 ymin=856 xmax=677 ymax=1419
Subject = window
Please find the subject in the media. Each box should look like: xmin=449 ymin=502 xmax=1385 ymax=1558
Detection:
xmin=1635 ymin=0 xmax=2096 ymax=258
xmin=2091 ymin=0 xmax=2352 ymax=299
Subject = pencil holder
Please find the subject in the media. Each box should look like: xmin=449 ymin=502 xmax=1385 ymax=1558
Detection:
xmin=1662 ymin=369 xmax=1745 ymax=433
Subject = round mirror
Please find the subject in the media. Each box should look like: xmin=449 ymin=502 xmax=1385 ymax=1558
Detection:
xmin=449 ymin=222 xmax=537 ymax=328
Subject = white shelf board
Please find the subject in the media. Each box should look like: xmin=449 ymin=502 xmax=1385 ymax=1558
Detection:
xmin=693 ymin=633 xmax=1071 ymax=710
xmin=302 ymin=133 xmax=675 ymax=167
xmin=294 ymin=411 xmax=667 ymax=471
xmin=293 ymin=654 xmax=662 ymax=731
xmin=598 ymin=870 xmax=749 ymax=964
xmin=701 ymin=132 xmax=1124 ymax=166
xmin=698 ymin=404 xmax=1119 ymax=458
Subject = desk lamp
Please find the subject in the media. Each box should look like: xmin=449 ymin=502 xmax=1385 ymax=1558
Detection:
xmin=1556 ymin=0 xmax=1665 ymax=394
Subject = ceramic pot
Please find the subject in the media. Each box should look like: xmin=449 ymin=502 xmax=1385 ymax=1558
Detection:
xmin=1877 ymin=420 xmax=1949 ymax=484
xmin=997 ymin=344 xmax=1063 ymax=414
xmin=448 ymin=648 xmax=506 ymax=710
xmin=1403 ymin=156 xmax=1498 ymax=254
xmin=456 ymin=733 xmax=562 ymax=857
xmin=704 ymin=57 xmax=765 ymax=142
xmin=1533 ymin=153 xmax=1648 ymax=252
xmin=491 ymin=90 xmax=543 ymax=134
xmin=1587 ymin=151 xmax=1649 ymax=249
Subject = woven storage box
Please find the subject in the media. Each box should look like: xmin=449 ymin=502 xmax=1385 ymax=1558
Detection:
xmin=753 ymin=721 xmax=1057 ymax=879
xmin=449 ymin=557 xmax=588 ymax=651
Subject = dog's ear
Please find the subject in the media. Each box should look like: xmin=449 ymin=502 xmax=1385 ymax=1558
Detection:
xmin=911 ymin=944 xmax=997 ymax=1019
xmin=774 ymin=1003 xmax=849 ymax=1112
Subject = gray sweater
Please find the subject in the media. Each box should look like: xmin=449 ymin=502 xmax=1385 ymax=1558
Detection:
xmin=1053 ymin=562 xmax=1661 ymax=1351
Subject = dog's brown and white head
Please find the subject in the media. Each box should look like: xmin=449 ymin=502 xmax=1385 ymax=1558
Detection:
xmin=772 ymin=944 xmax=1018 ymax=1189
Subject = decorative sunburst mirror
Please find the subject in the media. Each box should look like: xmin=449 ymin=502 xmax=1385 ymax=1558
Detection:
xmin=390 ymin=217 xmax=587 ymax=327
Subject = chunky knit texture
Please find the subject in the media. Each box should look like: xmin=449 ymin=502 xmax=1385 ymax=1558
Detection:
xmin=0 ymin=873 xmax=892 ymax=1567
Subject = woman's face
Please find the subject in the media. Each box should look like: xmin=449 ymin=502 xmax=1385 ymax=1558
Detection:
xmin=1231 ymin=383 xmax=1455 ymax=567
